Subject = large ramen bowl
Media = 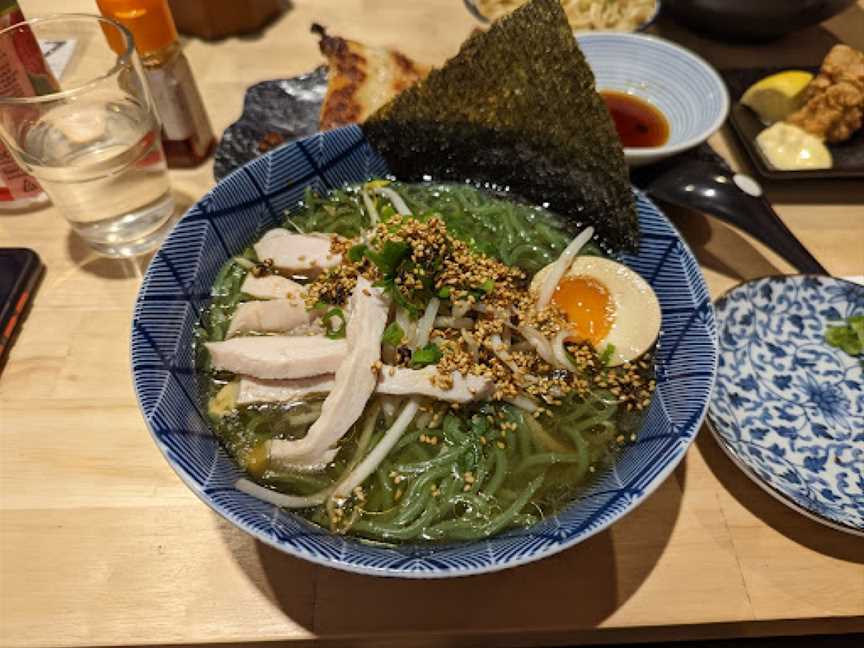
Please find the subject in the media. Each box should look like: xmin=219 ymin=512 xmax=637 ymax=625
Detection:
xmin=131 ymin=126 xmax=717 ymax=577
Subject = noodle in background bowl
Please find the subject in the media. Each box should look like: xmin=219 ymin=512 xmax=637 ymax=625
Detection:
xmin=131 ymin=125 xmax=717 ymax=577
xmin=464 ymin=0 xmax=661 ymax=31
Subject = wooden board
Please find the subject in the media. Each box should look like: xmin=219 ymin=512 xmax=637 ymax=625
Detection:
xmin=1 ymin=1 xmax=863 ymax=646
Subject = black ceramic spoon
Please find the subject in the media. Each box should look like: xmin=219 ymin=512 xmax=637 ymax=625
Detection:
xmin=631 ymin=146 xmax=829 ymax=275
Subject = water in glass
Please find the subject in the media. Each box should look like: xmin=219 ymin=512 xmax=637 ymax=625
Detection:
xmin=22 ymin=96 xmax=174 ymax=256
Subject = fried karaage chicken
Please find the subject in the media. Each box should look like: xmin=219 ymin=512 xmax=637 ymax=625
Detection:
xmin=787 ymin=44 xmax=864 ymax=143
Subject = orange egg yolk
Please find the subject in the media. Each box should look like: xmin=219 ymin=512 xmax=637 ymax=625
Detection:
xmin=552 ymin=275 xmax=614 ymax=347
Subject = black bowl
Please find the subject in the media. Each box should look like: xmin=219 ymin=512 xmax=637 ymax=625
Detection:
xmin=662 ymin=0 xmax=857 ymax=41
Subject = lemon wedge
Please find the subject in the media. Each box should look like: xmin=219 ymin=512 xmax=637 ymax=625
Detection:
xmin=741 ymin=71 xmax=814 ymax=124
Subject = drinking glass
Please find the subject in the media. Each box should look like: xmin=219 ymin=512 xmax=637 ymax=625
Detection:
xmin=0 ymin=14 xmax=174 ymax=257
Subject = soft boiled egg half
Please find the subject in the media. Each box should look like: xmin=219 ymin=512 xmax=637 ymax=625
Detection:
xmin=531 ymin=256 xmax=661 ymax=366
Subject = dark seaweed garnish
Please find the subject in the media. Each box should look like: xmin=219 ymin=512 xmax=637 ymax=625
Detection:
xmin=362 ymin=0 xmax=638 ymax=251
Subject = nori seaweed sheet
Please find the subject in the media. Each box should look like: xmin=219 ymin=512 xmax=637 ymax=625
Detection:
xmin=362 ymin=0 xmax=638 ymax=251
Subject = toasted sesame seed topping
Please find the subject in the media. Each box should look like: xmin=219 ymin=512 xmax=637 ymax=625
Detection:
xmin=302 ymin=210 xmax=656 ymax=416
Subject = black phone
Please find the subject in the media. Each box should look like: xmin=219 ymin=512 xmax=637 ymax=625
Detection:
xmin=0 ymin=248 xmax=43 ymax=370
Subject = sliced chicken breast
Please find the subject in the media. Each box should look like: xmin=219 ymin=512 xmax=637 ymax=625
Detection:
xmin=241 ymin=274 xmax=306 ymax=300
xmin=237 ymin=374 xmax=336 ymax=406
xmin=226 ymin=299 xmax=317 ymax=338
xmin=253 ymin=229 xmax=341 ymax=275
xmin=269 ymin=277 xmax=389 ymax=467
xmin=377 ymin=367 xmax=493 ymax=402
xmin=205 ymin=335 xmax=347 ymax=379
xmin=239 ymin=367 xmax=492 ymax=404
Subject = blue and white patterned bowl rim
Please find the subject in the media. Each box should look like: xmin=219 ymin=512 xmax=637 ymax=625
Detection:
xmin=707 ymin=274 xmax=864 ymax=536
xmin=131 ymin=125 xmax=718 ymax=577
xmin=575 ymin=31 xmax=730 ymax=160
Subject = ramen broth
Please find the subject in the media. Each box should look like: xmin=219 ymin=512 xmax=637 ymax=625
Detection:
xmin=197 ymin=183 xmax=656 ymax=544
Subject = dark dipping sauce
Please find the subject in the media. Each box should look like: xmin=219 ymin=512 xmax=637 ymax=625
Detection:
xmin=601 ymin=90 xmax=669 ymax=148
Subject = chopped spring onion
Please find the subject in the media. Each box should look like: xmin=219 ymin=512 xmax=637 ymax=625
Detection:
xmin=382 ymin=321 xmax=405 ymax=346
xmin=367 ymin=240 xmax=411 ymax=277
xmin=478 ymin=278 xmax=495 ymax=293
xmin=348 ymin=244 xmax=367 ymax=263
xmin=600 ymin=343 xmax=617 ymax=366
xmin=411 ymin=342 xmax=442 ymax=368
xmin=322 ymin=307 xmax=346 ymax=339
xmin=349 ymin=240 xmax=412 ymax=279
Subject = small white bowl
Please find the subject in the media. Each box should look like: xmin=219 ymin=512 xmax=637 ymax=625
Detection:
xmin=576 ymin=32 xmax=730 ymax=167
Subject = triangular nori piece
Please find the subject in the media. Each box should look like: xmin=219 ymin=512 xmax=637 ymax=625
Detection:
xmin=362 ymin=0 xmax=638 ymax=251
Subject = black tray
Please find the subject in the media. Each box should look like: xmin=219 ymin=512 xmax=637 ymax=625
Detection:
xmin=722 ymin=67 xmax=864 ymax=180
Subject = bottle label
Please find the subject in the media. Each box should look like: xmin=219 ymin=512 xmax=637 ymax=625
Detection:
xmin=146 ymin=63 xmax=194 ymax=142
xmin=144 ymin=54 xmax=213 ymax=158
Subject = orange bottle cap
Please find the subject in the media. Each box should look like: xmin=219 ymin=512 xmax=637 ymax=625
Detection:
xmin=96 ymin=0 xmax=178 ymax=56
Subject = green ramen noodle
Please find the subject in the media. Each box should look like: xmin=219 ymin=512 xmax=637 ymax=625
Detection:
xmin=196 ymin=182 xmax=660 ymax=544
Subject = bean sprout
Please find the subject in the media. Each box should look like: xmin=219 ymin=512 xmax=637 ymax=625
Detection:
xmin=518 ymin=325 xmax=557 ymax=367
xmin=537 ymin=227 xmax=594 ymax=309
xmin=552 ymin=330 xmax=579 ymax=372
xmin=415 ymin=297 xmax=440 ymax=348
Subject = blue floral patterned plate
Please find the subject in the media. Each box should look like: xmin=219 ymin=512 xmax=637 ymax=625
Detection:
xmin=709 ymin=275 xmax=864 ymax=535
xmin=131 ymin=125 xmax=718 ymax=577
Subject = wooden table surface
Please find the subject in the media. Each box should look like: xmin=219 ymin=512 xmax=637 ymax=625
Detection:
xmin=2 ymin=1 xmax=863 ymax=646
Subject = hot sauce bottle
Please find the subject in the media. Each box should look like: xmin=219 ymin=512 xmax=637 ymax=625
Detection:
xmin=96 ymin=0 xmax=215 ymax=167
